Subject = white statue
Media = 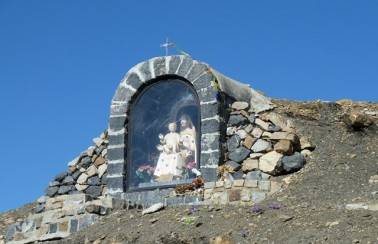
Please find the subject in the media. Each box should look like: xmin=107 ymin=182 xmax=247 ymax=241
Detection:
xmin=179 ymin=116 xmax=197 ymax=167
xmin=153 ymin=122 xmax=184 ymax=181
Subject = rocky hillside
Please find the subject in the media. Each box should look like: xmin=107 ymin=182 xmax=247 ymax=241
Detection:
xmin=1 ymin=99 xmax=377 ymax=244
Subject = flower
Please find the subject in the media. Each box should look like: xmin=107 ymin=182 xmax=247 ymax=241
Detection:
xmin=268 ymin=202 xmax=282 ymax=210
xmin=250 ymin=204 xmax=264 ymax=214
xmin=137 ymin=164 xmax=155 ymax=175
xmin=185 ymin=161 xmax=196 ymax=170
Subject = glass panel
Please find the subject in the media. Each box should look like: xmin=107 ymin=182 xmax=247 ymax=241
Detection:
xmin=127 ymin=78 xmax=200 ymax=191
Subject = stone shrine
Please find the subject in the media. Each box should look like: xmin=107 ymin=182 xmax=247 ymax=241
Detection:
xmin=5 ymin=56 xmax=314 ymax=243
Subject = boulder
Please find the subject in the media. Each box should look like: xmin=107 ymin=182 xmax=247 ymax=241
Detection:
xmin=274 ymin=140 xmax=293 ymax=155
xmin=86 ymin=165 xmax=98 ymax=177
xmin=281 ymin=152 xmax=305 ymax=173
xmin=255 ymin=118 xmax=271 ymax=131
xmin=242 ymin=135 xmax=257 ymax=149
xmin=228 ymin=147 xmax=250 ymax=163
xmin=259 ymin=151 xmax=283 ymax=175
xmin=54 ymin=172 xmax=68 ymax=182
xmin=227 ymin=134 xmax=241 ymax=152
xmin=88 ymin=176 xmax=100 ymax=186
xmin=45 ymin=186 xmax=59 ymax=197
xmin=98 ymin=164 xmax=107 ymax=178
xmin=245 ymin=171 xmax=262 ymax=180
xmin=58 ymin=185 xmax=75 ymax=195
xmin=85 ymin=185 xmax=102 ymax=198
xmin=261 ymin=112 xmax=290 ymax=129
xmin=241 ymin=159 xmax=259 ymax=172
xmin=343 ymin=111 xmax=373 ymax=130
xmin=75 ymin=184 xmax=88 ymax=191
xmin=251 ymin=127 xmax=263 ymax=138
xmin=67 ymin=156 xmax=80 ymax=167
xmin=236 ymin=129 xmax=247 ymax=139
xmin=228 ymin=115 xmax=248 ymax=126
xmin=231 ymin=101 xmax=249 ymax=110
xmin=251 ymin=139 xmax=272 ymax=153
xmin=224 ymin=161 xmax=241 ymax=172
xmin=80 ymin=156 xmax=92 ymax=169
xmin=87 ymin=146 xmax=96 ymax=157
xmin=77 ymin=173 xmax=89 ymax=185
xmin=62 ymin=175 xmax=75 ymax=185
xmin=94 ymin=156 xmax=106 ymax=167
xmin=226 ymin=127 xmax=237 ymax=136
xmin=264 ymin=131 xmax=299 ymax=143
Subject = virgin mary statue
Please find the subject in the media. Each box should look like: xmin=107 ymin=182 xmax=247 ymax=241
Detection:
xmin=179 ymin=115 xmax=197 ymax=168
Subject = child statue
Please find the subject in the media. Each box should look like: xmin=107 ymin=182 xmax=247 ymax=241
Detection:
xmin=153 ymin=122 xmax=184 ymax=181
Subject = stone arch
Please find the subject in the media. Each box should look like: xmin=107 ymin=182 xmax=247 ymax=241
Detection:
xmin=107 ymin=55 xmax=222 ymax=197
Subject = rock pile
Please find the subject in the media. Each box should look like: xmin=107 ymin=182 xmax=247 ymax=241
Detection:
xmin=42 ymin=131 xmax=109 ymax=213
xmin=223 ymin=101 xmax=315 ymax=178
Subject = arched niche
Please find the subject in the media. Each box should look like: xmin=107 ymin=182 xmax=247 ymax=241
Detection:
xmin=127 ymin=77 xmax=200 ymax=191
xmin=107 ymin=56 xmax=223 ymax=198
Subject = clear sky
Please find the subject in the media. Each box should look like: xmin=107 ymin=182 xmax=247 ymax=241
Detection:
xmin=0 ymin=1 xmax=377 ymax=212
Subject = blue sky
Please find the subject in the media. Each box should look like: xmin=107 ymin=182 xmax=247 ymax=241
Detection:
xmin=0 ymin=1 xmax=377 ymax=212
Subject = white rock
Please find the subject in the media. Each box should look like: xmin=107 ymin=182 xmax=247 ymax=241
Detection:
xmin=251 ymin=127 xmax=263 ymax=138
xmin=346 ymin=203 xmax=368 ymax=210
xmin=37 ymin=195 xmax=47 ymax=203
xmin=244 ymin=124 xmax=253 ymax=133
xmin=142 ymin=202 xmax=164 ymax=215
xmin=242 ymin=159 xmax=259 ymax=172
xmin=226 ymin=127 xmax=237 ymax=136
xmin=75 ymin=184 xmax=89 ymax=191
xmin=301 ymin=149 xmax=312 ymax=157
xmin=231 ymin=101 xmax=249 ymax=110
xmin=236 ymin=129 xmax=247 ymax=139
xmin=101 ymin=148 xmax=108 ymax=157
xmin=86 ymin=165 xmax=98 ymax=177
xmin=259 ymin=151 xmax=283 ymax=174
xmin=87 ymin=146 xmax=96 ymax=157
xmin=255 ymin=118 xmax=271 ymax=131
xmin=67 ymin=156 xmax=80 ymax=167
xmin=262 ymin=112 xmax=290 ymax=129
xmin=77 ymin=173 xmax=89 ymax=185
xmin=93 ymin=137 xmax=103 ymax=147
xmin=264 ymin=131 xmax=298 ymax=142
xmin=98 ymin=164 xmax=107 ymax=178
xmin=251 ymin=139 xmax=272 ymax=153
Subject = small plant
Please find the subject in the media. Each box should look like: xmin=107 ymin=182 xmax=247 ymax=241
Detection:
xmin=250 ymin=204 xmax=264 ymax=214
xmin=268 ymin=202 xmax=282 ymax=210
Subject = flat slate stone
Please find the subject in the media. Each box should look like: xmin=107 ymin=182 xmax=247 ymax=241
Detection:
xmin=85 ymin=185 xmax=102 ymax=198
xmin=227 ymin=134 xmax=241 ymax=152
xmin=58 ymin=185 xmax=75 ymax=195
xmin=45 ymin=186 xmax=59 ymax=197
xmin=228 ymin=146 xmax=250 ymax=163
xmin=88 ymin=176 xmax=100 ymax=186
xmin=54 ymin=172 xmax=68 ymax=182
xmin=63 ymin=175 xmax=75 ymax=185
xmin=245 ymin=171 xmax=262 ymax=180
xmin=225 ymin=161 xmax=241 ymax=172
xmin=228 ymin=115 xmax=248 ymax=126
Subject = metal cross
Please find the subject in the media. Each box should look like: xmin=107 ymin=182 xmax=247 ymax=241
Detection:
xmin=160 ymin=37 xmax=175 ymax=56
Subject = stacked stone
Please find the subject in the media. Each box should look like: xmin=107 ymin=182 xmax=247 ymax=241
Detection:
xmin=6 ymin=194 xmax=112 ymax=243
xmin=44 ymin=131 xmax=109 ymax=202
xmin=224 ymin=101 xmax=315 ymax=178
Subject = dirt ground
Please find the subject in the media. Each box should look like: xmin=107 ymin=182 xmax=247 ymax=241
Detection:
xmin=2 ymin=100 xmax=378 ymax=243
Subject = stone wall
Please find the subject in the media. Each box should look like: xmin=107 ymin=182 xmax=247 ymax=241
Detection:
xmin=43 ymin=131 xmax=109 ymax=203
